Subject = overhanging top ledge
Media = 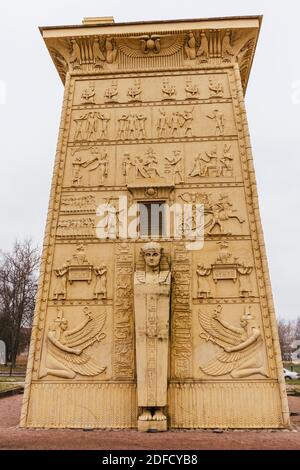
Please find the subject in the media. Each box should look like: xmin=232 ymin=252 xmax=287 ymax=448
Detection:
xmin=40 ymin=15 xmax=262 ymax=94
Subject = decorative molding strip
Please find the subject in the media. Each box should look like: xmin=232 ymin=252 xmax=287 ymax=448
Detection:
xmin=113 ymin=243 xmax=135 ymax=380
xmin=168 ymin=382 xmax=283 ymax=428
xmin=171 ymin=243 xmax=193 ymax=379
xmin=26 ymin=383 xmax=137 ymax=428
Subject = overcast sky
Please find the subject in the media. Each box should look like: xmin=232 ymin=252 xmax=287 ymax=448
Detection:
xmin=0 ymin=0 xmax=299 ymax=321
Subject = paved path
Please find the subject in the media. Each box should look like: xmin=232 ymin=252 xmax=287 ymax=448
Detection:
xmin=0 ymin=395 xmax=299 ymax=450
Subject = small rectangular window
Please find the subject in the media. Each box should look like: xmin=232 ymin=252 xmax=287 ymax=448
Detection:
xmin=138 ymin=201 xmax=166 ymax=238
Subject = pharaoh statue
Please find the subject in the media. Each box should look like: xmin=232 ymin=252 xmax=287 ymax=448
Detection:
xmin=133 ymin=242 xmax=171 ymax=431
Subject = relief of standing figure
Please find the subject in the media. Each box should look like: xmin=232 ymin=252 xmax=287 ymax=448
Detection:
xmin=94 ymin=265 xmax=107 ymax=299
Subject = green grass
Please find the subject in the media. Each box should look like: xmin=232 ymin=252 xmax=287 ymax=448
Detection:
xmin=285 ymin=379 xmax=300 ymax=385
xmin=0 ymin=376 xmax=25 ymax=382
xmin=0 ymin=364 xmax=26 ymax=373
xmin=283 ymin=362 xmax=300 ymax=373
xmin=0 ymin=383 xmax=22 ymax=393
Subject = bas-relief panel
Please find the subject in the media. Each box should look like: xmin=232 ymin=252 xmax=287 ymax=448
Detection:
xmin=186 ymin=140 xmax=242 ymax=181
xmin=72 ymin=73 xmax=231 ymax=106
xmin=151 ymin=103 xmax=236 ymax=139
xmin=38 ymin=304 xmax=113 ymax=381
xmin=175 ymin=188 xmax=250 ymax=237
xmin=63 ymin=146 xmax=116 ymax=188
xmin=116 ymin=143 xmax=185 ymax=186
xmin=68 ymin=103 xmax=237 ymax=144
xmin=191 ymin=240 xmax=257 ymax=299
xmin=48 ymin=243 xmax=114 ymax=302
xmin=56 ymin=191 xmax=128 ymax=240
xmin=192 ymin=303 xmax=269 ymax=381
xmin=61 ymin=139 xmax=242 ymax=189
xmin=21 ymin=18 xmax=288 ymax=430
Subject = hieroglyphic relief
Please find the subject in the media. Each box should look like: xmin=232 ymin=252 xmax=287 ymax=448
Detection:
xmin=52 ymin=244 xmax=108 ymax=300
xmin=161 ymin=78 xmax=177 ymax=100
xmin=221 ymin=30 xmax=235 ymax=62
xmin=185 ymin=77 xmax=200 ymax=99
xmin=74 ymin=73 xmax=229 ymax=105
xmin=196 ymin=265 xmax=211 ymax=299
xmin=22 ymin=16 xmax=288 ymax=431
xmin=96 ymin=196 xmax=125 ymax=239
xmin=68 ymin=35 xmax=118 ymax=71
xmin=56 ymin=217 xmax=95 ymax=238
xmin=81 ymin=82 xmax=96 ymax=104
xmin=113 ymin=243 xmax=134 ymax=379
xmin=69 ymin=39 xmax=81 ymax=69
xmin=208 ymin=77 xmax=224 ymax=98
xmin=179 ymin=192 xmax=245 ymax=236
xmin=122 ymin=147 xmax=163 ymax=183
xmin=71 ymin=148 xmax=109 ymax=187
xmin=73 ymin=112 xmax=111 ymax=141
xmin=139 ymin=34 xmax=161 ymax=54
xmin=184 ymin=32 xmax=197 ymax=60
xmin=196 ymin=31 xmax=209 ymax=63
xmin=127 ymin=79 xmax=142 ymax=102
xmin=156 ymin=108 xmax=194 ymax=138
xmin=61 ymin=195 xmax=96 ymax=213
xmin=196 ymin=242 xmax=253 ymax=299
xmin=171 ymin=244 xmax=192 ymax=379
xmin=198 ymin=305 xmax=267 ymax=378
xmin=40 ymin=307 xmax=107 ymax=379
xmin=189 ymin=144 xmax=233 ymax=178
xmin=122 ymin=147 xmax=185 ymax=185
xmin=165 ymin=151 xmax=184 ymax=184
xmin=93 ymin=266 xmax=108 ymax=300
xmin=117 ymin=112 xmax=147 ymax=140
xmin=71 ymin=101 xmax=234 ymax=142
xmin=104 ymin=80 xmax=119 ymax=103
xmin=117 ymin=33 xmax=184 ymax=69
xmin=206 ymin=109 xmax=225 ymax=136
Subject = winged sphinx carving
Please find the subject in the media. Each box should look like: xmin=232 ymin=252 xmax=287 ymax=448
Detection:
xmin=117 ymin=34 xmax=185 ymax=58
xmin=40 ymin=307 xmax=107 ymax=379
xmin=198 ymin=305 xmax=268 ymax=378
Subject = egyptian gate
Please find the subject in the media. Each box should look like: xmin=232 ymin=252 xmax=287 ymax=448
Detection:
xmin=20 ymin=16 xmax=289 ymax=429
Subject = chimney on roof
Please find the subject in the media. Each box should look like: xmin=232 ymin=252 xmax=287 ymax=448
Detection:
xmin=82 ymin=17 xmax=115 ymax=25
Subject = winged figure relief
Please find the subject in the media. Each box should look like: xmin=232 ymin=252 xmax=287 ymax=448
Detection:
xmin=198 ymin=305 xmax=268 ymax=378
xmin=117 ymin=35 xmax=185 ymax=58
xmin=40 ymin=307 xmax=107 ymax=379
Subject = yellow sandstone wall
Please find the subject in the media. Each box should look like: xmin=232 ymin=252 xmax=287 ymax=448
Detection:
xmin=20 ymin=16 xmax=289 ymax=429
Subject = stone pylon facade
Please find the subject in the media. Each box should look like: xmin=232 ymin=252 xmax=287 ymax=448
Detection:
xmin=21 ymin=16 xmax=290 ymax=429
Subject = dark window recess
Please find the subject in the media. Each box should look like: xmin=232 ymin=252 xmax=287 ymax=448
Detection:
xmin=138 ymin=201 xmax=166 ymax=237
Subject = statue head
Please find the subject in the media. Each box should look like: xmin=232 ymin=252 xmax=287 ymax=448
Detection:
xmin=141 ymin=242 xmax=162 ymax=269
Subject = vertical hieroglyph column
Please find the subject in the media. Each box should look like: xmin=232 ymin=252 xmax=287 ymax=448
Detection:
xmin=21 ymin=16 xmax=289 ymax=429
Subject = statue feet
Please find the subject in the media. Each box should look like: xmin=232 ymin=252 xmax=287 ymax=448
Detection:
xmin=139 ymin=409 xmax=153 ymax=421
xmin=153 ymin=409 xmax=166 ymax=421
xmin=137 ymin=408 xmax=168 ymax=431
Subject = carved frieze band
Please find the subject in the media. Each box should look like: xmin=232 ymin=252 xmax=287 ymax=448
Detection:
xmin=171 ymin=243 xmax=193 ymax=379
xmin=113 ymin=243 xmax=135 ymax=379
xmin=168 ymin=382 xmax=283 ymax=428
xmin=48 ymin=28 xmax=257 ymax=92
xmin=26 ymin=383 xmax=137 ymax=428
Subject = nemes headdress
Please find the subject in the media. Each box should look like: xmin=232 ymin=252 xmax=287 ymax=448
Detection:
xmin=141 ymin=241 xmax=162 ymax=254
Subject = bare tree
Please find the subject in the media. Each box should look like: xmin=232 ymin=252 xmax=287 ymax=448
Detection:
xmin=295 ymin=317 xmax=300 ymax=339
xmin=0 ymin=240 xmax=39 ymax=370
xmin=277 ymin=317 xmax=296 ymax=362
